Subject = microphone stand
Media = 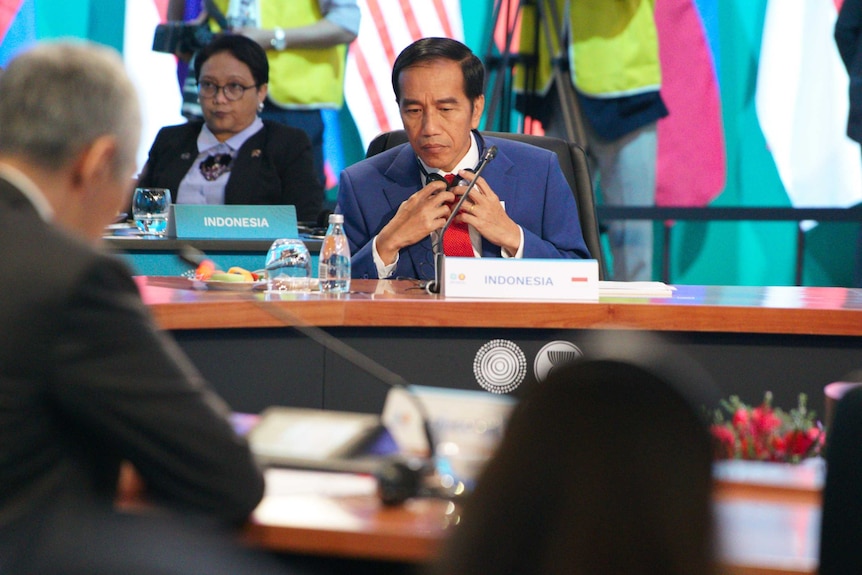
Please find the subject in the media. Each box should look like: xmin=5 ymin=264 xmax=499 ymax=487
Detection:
xmin=179 ymin=246 xmax=444 ymax=503
xmin=425 ymin=145 xmax=498 ymax=294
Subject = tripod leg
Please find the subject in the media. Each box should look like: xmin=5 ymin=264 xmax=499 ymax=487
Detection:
xmin=483 ymin=0 xmax=526 ymax=132
xmin=536 ymin=0 xmax=588 ymax=149
xmin=550 ymin=67 xmax=588 ymax=148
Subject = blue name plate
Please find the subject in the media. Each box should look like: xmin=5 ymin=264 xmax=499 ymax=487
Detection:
xmin=168 ymin=204 xmax=298 ymax=239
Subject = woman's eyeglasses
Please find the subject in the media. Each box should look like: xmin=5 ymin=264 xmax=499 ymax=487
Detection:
xmin=198 ymin=80 xmax=256 ymax=101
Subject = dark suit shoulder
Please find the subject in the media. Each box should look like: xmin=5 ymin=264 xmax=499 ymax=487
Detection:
xmin=483 ymin=135 xmax=558 ymax=161
xmin=244 ymin=120 xmax=312 ymax=161
xmin=0 ymin=183 xmax=133 ymax=311
xmin=154 ymin=121 xmax=203 ymax=140
xmin=148 ymin=122 xmax=202 ymax=156
xmin=344 ymin=141 xmax=412 ymax=178
xmin=259 ymin=119 xmax=310 ymax=143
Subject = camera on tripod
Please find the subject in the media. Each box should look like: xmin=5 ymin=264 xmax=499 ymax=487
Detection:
xmin=152 ymin=22 xmax=215 ymax=55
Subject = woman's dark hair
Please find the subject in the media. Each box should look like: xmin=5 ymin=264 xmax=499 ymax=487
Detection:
xmin=433 ymin=358 xmax=717 ymax=575
xmin=391 ymin=37 xmax=484 ymax=104
xmin=194 ymin=34 xmax=269 ymax=86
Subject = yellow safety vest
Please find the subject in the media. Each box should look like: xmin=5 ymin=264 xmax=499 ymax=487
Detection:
xmin=213 ymin=0 xmax=346 ymax=108
xmin=515 ymin=0 xmax=661 ymax=98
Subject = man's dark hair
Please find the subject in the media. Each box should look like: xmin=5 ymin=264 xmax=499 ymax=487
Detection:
xmin=391 ymin=37 xmax=485 ymax=104
xmin=194 ymin=34 xmax=269 ymax=87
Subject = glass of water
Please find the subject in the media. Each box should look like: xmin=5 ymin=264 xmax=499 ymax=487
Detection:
xmin=132 ymin=188 xmax=171 ymax=237
xmin=265 ymin=238 xmax=312 ymax=291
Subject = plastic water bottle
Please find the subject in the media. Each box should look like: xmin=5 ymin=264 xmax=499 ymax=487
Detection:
xmin=318 ymin=213 xmax=351 ymax=293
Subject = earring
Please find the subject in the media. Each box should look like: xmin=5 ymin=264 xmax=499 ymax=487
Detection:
xmin=257 ymin=101 xmax=264 ymax=113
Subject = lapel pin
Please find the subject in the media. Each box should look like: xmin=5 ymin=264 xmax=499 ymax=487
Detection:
xmin=251 ymin=149 xmax=262 ymax=158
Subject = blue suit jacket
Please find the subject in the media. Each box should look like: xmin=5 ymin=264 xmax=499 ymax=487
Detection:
xmin=336 ymin=135 xmax=591 ymax=280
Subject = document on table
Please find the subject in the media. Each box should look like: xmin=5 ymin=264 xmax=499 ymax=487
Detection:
xmin=253 ymin=469 xmax=379 ymax=528
xmin=263 ymin=468 xmax=377 ymax=497
xmin=598 ymin=281 xmax=676 ymax=298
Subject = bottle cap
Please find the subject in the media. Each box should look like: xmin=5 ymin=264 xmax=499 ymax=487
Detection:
xmin=328 ymin=213 xmax=344 ymax=224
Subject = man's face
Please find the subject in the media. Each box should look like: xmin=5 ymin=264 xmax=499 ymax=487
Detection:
xmin=397 ymin=59 xmax=484 ymax=173
xmin=85 ymin=158 xmax=137 ymax=241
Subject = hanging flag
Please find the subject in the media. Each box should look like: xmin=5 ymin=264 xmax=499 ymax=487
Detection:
xmin=123 ymin=0 xmax=185 ymax=172
xmin=344 ymin=0 xmax=464 ymax=150
xmin=655 ymin=0 xmax=725 ymax=207
xmin=756 ymin=0 xmax=862 ymax=210
xmin=0 ymin=0 xmax=24 ymax=39
xmin=0 ymin=0 xmax=34 ymax=66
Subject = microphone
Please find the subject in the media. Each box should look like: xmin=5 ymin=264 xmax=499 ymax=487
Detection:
xmin=425 ymin=145 xmax=498 ymax=295
xmin=178 ymin=244 xmax=209 ymax=268
xmin=177 ymin=246 xmax=450 ymax=505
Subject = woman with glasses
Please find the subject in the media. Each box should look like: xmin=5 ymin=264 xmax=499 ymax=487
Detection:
xmin=137 ymin=34 xmax=323 ymax=222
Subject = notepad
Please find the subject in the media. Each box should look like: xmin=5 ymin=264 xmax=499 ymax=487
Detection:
xmin=598 ymin=281 xmax=676 ymax=298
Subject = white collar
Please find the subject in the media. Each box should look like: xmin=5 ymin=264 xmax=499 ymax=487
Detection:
xmin=0 ymin=162 xmax=54 ymax=221
xmin=418 ymin=132 xmax=480 ymax=178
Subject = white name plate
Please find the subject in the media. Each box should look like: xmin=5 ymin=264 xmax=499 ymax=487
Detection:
xmin=441 ymin=257 xmax=599 ymax=301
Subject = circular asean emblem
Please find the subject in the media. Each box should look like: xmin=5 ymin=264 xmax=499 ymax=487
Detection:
xmin=533 ymin=340 xmax=583 ymax=382
xmin=473 ymin=339 xmax=527 ymax=394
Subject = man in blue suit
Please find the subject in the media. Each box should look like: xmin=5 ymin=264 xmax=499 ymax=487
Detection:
xmin=336 ymin=37 xmax=590 ymax=281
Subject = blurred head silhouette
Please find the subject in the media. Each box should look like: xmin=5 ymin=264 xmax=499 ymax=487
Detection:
xmin=819 ymin=383 xmax=862 ymax=574
xmin=0 ymin=41 xmax=140 ymax=242
xmin=434 ymin=349 xmax=717 ymax=575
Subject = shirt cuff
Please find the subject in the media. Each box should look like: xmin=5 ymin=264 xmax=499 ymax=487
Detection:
xmin=372 ymin=235 xmax=398 ymax=278
xmin=501 ymin=226 xmax=525 ymax=259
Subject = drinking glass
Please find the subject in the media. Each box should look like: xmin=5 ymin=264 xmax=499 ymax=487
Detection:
xmin=265 ymin=238 xmax=312 ymax=291
xmin=132 ymin=188 xmax=171 ymax=236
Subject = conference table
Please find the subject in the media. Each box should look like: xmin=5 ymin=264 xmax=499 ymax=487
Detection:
xmin=136 ymin=277 xmax=862 ymax=418
xmin=132 ymin=277 xmax=845 ymax=574
xmin=238 ymin=459 xmax=823 ymax=575
xmin=107 ymin=236 xmax=321 ymax=277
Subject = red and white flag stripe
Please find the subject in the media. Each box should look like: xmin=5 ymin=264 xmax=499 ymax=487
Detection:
xmin=0 ymin=0 xmax=25 ymax=42
xmin=345 ymin=0 xmax=463 ymax=150
xmin=756 ymin=0 xmax=862 ymax=211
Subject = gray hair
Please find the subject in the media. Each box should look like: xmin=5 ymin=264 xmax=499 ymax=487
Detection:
xmin=0 ymin=41 xmax=141 ymax=176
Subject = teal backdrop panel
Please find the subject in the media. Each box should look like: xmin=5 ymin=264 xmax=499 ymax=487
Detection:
xmin=88 ymin=0 xmax=124 ymax=51
xmin=35 ymin=0 xmax=91 ymax=39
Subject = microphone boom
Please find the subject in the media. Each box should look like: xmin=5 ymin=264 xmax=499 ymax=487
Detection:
xmin=426 ymin=144 xmax=498 ymax=294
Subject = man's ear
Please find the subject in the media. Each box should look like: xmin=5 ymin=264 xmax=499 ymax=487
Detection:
xmin=471 ymin=95 xmax=485 ymax=130
xmin=71 ymin=135 xmax=119 ymax=192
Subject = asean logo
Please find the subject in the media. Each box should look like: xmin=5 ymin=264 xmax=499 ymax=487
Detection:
xmin=533 ymin=340 xmax=583 ymax=382
xmin=473 ymin=339 xmax=527 ymax=394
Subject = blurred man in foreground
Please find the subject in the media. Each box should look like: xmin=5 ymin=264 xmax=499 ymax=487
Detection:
xmin=0 ymin=41 xmax=285 ymax=574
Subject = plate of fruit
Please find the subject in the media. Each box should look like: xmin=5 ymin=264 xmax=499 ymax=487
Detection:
xmin=191 ymin=259 xmax=267 ymax=291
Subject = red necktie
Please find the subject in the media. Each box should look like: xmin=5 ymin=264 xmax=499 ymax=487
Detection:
xmin=442 ymin=174 xmax=473 ymax=257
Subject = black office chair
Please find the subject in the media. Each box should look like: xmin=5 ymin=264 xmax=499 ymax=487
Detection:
xmin=365 ymin=130 xmax=607 ymax=279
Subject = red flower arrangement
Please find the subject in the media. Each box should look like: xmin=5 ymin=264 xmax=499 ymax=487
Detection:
xmin=710 ymin=392 xmax=825 ymax=463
